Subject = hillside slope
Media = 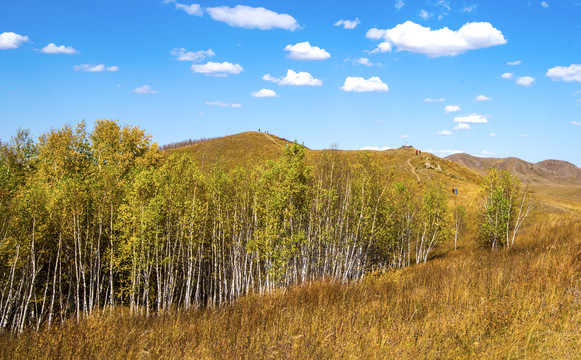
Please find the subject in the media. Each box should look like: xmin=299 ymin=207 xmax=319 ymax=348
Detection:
xmin=166 ymin=132 xmax=482 ymax=190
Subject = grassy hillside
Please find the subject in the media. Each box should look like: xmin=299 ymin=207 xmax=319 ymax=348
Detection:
xmin=2 ymin=213 xmax=579 ymax=359
xmin=2 ymin=130 xmax=580 ymax=359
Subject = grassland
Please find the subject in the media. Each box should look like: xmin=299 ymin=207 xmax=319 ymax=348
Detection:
xmin=1 ymin=212 xmax=579 ymax=359
xmin=1 ymin=131 xmax=580 ymax=359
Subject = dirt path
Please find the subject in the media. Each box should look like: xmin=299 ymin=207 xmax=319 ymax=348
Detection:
xmin=408 ymin=157 xmax=421 ymax=183
xmin=262 ymin=132 xmax=282 ymax=147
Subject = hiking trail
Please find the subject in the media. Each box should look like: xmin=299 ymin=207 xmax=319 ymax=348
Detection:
xmin=408 ymin=156 xmax=421 ymax=183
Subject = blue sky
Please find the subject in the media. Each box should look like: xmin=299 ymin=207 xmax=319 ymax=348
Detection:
xmin=1 ymin=0 xmax=581 ymax=165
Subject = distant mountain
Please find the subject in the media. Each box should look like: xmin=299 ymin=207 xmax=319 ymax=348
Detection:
xmin=446 ymin=153 xmax=581 ymax=185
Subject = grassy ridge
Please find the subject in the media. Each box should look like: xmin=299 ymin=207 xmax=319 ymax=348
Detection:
xmin=2 ymin=214 xmax=579 ymax=359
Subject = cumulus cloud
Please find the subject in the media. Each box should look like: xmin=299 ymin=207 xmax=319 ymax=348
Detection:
xmin=0 ymin=32 xmax=29 ymax=50
xmin=572 ymin=121 xmax=581 ymax=126
xmin=175 ymin=3 xmax=202 ymax=16
xmin=425 ymin=97 xmax=446 ymax=102
xmin=419 ymin=9 xmax=433 ymax=20
xmin=335 ymin=18 xmax=360 ymax=29
xmin=191 ymin=61 xmax=243 ymax=76
xmin=437 ymin=130 xmax=453 ymax=135
xmin=501 ymin=72 xmax=514 ymax=79
xmin=171 ymin=48 xmax=214 ymax=62
xmin=369 ymin=42 xmax=393 ymax=54
xmin=341 ymin=76 xmax=389 ymax=92
xmin=361 ymin=146 xmax=391 ymax=151
xmin=275 ymin=70 xmax=322 ymax=86
xmin=205 ymin=101 xmax=242 ymax=108
xmin=489 ymin=133 xmax=496 ymax=137
xmin=516 ymin=76 xmax=535 ymax=87
xmin=541 ymin=1 xmax=549 ymax=8
xmin=395 ymin=0 xmax=405 ymax=10
xmin=133 ymin=85 xmax=157 ymax=94
xmin=453 ymin=113 xmax=488 ymax=123
xmin=206 ymin=5 xmax=299 ymax=31
xmin=507 ymin=60 xmax=522 ymax=65
xmin=444 ymin=105 xmax=461 ymax=113
xmin=40 ymin=43 xmax=78 ymax=54
xmin=546 ymin=64 xmax=581 ymax=82
xmin=353 ymin=57 xmax=373 ymax=66
xmin=73 ymin=64 xmax=119 ymax=72
xmin=454 ymin=123 xmax=471 ymax=131
xmin=366 ymin=21 xmax=506 ymax=57
xmin=284 ymin=42 xmax=330 ymax=60
xmin=262 ymin=73 xmax=281 ymax=83
xmin=251 ymin=89 xmax=279 ymax=98
xmin=475 ymin=94 xmax=491 ymax=101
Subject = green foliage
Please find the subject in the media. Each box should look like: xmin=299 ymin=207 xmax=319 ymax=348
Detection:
xmin=478 ymin=168 xmax=525 ymax=249
xmin=0 ymin=122 xmax=456 ymax=332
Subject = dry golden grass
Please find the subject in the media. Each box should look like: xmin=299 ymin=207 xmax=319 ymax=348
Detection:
xmin=2 ymin=212 xmax=579 ymax=359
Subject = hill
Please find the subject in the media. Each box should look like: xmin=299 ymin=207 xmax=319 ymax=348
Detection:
xmin=446 ymin=153 xmax=581 ymax=185
xmin=165 ymin=131 xmax=482 ymax=190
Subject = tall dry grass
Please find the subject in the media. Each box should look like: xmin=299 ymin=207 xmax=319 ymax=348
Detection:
xmin=1 ymin=214 xmax=580 ymax=359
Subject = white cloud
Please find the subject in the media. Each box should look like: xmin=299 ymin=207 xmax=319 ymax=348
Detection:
xmin=541 ymin=1 xmax=549 ymax=8
xmin=73 ymin=64 xmax=119 ymax=72
xmin=437 ymin=130 xmax=453 ymax=135
xmin=454 ymin=123 xmax=471 ymax=131
xmin=419 ymin=9 xmax=433 ymax=20
xmin=481 ymin=150 xmax=493 ymax=155
xmin=395 ymin=0 xmax=405 ymax=10
xmin=444 ymin=105 xmax=461 ymax=113
xmin=205 ymin=101 xmax=242 ymax=108
xmin=572 ymin=121 xmax=581 ymax=126
xmin=251 ymin=89 xmax=279 ymax=98
xmin=353 ymin=57 xmax=373 ymax=66
xmin=341 ymin=76 xmax=389 ymax=92
xmin=489 ymin=132 xmax=496 ymax=137
xmin=0 ymin=32 xmax=29 ymax=50
xmin=507 ymin=60 xmax=522 ymax=65
xmin=520 ymin=134 xmax=528 ymax=138
xmin=453 ymin=113 xmax=488 ymax=123
xmin=278 ymin=69 xmax=322 ymax=86
xmin=369 ymin=41 xmax=392 ymax=54
xmin=430 ymin=149 xmax=463 ymax=157
xmin=284 ymin=42 xmax=330 ymax=61
xmin=366 ymin=21 xmax=506 ymax=57
xmin=462 ymin=5 xmax=477 ymax=13
xmin=206 ymin=5 xmax=299 ymax=31
xmin=171 ymin=48 xmax=214 ymax=62
xmin=175 ymin=3 xmax=202 ymax=16
xmin=546 ymin=64 xmax=581 ymax=82
xmin=335 ymin=18 xmax=360 ymax=29
xmin=501 ymin=72 xmax=514 ymax=79
xmin=40 ymin=43 xmax=78 ymax=54
xmin=360 ymin=146 xmax=391 ymax=151
xmin=475 ymin=94 xmax=492 ymax=101
xmin=133 ymin=85 xmax=157 ymax=94
xmin=191 ymin=61 xmax=243 ymax=76
xmin=516 ymin=76 xmax=535 ymax=87
xmin=425 ymin=97 xmax=445 ymax=102
xmin=262 ymin=73 xmax=281 ymax=83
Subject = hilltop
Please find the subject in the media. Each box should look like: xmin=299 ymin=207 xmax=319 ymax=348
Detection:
xmin=165 ymin=131 xmax=482 ymax=190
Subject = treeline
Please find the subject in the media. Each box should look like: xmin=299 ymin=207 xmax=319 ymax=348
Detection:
xmin=159 ymin=137 xmax=214 ymax=151
xmin=0 ymin=120 xmax=453 ymax=333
